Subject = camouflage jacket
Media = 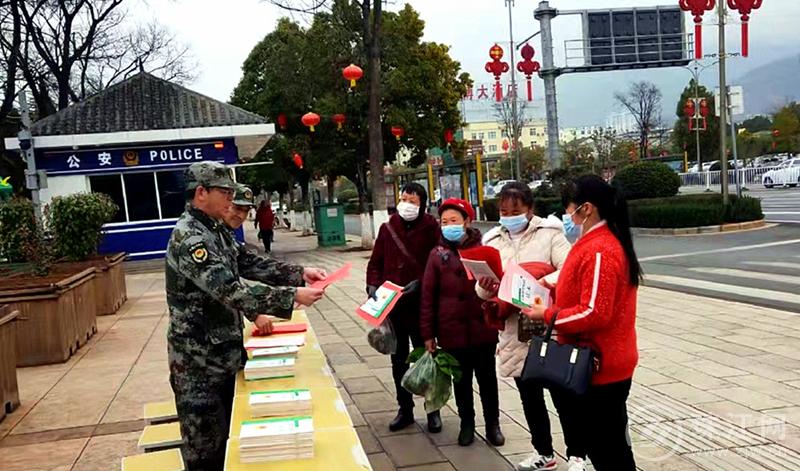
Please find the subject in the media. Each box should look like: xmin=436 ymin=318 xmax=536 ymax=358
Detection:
xmin=165 ymin=206 xmax=301 ymax=374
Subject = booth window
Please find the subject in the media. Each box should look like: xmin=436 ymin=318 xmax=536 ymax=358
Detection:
xmin=157 ymin=171 xmax=186 ymax=218
xmin=123 ymin=173 xmax=159 ymax=221
xmin=90 ymin=170 xmax=187 ymax=223
xmin=88 ymin=175 xmax=126 ymax=223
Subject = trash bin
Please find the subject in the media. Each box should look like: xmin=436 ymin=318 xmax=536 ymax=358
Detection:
xmin=313 ymin=203 xmax=346 ymax=247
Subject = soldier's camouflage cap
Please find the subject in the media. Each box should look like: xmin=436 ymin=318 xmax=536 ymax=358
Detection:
xmin=232 ymin=184 xmax=255 ymax=207
xmin=184 ymin=162 xmax=236 ymax=191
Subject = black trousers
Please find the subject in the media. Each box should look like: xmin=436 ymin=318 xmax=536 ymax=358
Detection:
xmin=258 ymin=229 xmax=274 ymax=252
xmin=514 ymin=377 xmax=554 ymax=456
xmin=549 ymin=386 xmax=588 ymax=459
xmin=552 ymin=379 xmax=635 ymax=470
xmin=390 ymin=318 xmax=424 ymax=412
xmin=446 ymin=344 xmax=500 ymax=426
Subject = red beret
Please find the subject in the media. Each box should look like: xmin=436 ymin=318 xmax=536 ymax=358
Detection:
xmin=438 ymin=198 xmax=475 ymax=221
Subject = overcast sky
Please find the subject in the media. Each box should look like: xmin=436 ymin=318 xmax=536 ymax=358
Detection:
xmin=135 ymin=0 xmax=800 ymax=126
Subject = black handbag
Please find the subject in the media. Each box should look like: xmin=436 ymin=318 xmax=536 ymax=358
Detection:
xmin=520 ymin=311 xmax=594 ymax=395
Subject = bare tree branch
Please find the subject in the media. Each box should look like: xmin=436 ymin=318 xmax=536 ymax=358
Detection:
xmin=615 ymin=81 xmax=662 ymax=159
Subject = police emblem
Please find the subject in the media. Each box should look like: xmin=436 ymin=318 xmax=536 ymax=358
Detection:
xmin=189 ymin=243 xmax=208 ymax=263
xmin=123 ymin=150 xmax=139 ymax=166
xmin=244 ymin=189 xmax=253 ymax=201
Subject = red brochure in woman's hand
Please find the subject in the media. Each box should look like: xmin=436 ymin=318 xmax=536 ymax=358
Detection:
xmin=458 ymin=246 xmax=503 ymax=281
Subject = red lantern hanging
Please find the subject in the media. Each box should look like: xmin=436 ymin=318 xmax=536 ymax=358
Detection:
xmin=332 ymin=113 xmax=346 ymax=131
xmin=292 ymin=152 xmax=304 ymax=169
xmin=516 ymin=43 xmax=541 ymax=102
xmin=502 ymin=139 xmax=509 ymax=154
xmin=772 ymin=128 xmax=780 ymax=150
xmin=391 ymin=126 xmax=405 ymax=141
xmin=684 ymin=98 xmax=696 ymax=131
xmin=485 ymin=44 xmax=510 ymax=102
xmin=727 ymin=0 xmax=762 ymax=57
xmin=444 ymin=128 xmax=454 ymax=146
xmin=342 ymin=63 xmax=363 ymax=88
xmin=301 ymin=112 xmax=320 ymax=132
xmin=277 ymin=113 xmax=288 ymax=130
xmin=679 ymin=0 xmax=716 ymax=59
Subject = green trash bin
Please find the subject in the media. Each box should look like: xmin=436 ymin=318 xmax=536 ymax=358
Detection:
xmin=314 ymin=203 xmax=346 ymax=247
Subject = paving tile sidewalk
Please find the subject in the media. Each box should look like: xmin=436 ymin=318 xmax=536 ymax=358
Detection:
xmin=0 ymin=228 xmax=798 ymax=470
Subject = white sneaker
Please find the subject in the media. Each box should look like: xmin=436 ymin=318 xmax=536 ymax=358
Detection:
xmin=518 ymin=453 xmax=557 ymax=471
xmin=567 ymin=456 xmax=587 ymax=471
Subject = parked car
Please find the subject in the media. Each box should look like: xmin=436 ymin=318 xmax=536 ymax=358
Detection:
xmin=762 ymin=158 xmax=800 ymax=188
xmin=493 ymin=179 xmax=517 ymax=194
xmin=528 ymin=180 xmax=548 ymax=190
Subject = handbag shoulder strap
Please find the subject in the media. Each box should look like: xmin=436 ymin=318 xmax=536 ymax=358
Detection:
xmin=543 ymin=308 xmax=560 ymax=342
xmin=384 ymin=222 xmax=421 ymax=271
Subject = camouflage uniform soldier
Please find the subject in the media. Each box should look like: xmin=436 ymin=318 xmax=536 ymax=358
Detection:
xmin=165 ymin=163 xmax=323 ymax=470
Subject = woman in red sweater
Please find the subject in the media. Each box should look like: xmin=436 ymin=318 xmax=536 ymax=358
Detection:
xmin=522 ymin=175 xmax=640 ymax=471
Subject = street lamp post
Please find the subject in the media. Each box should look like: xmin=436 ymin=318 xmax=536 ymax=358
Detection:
xmin=506 ymin=0 xmax=522 ymax=181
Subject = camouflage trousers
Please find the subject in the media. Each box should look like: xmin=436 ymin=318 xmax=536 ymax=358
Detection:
xmin=170 ymin=369 xmax=236 ymax=471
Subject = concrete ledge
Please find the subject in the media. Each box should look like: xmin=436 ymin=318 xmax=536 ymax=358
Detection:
xmin=633 ymin=219 xmax=765 ymax=236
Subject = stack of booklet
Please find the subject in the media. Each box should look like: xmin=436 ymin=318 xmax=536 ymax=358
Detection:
xmin=239 ymin=416 xmax=314 ymax=463
xmin=244 ymin=333 xmax=306 ymax=350
xmin=250 ymin=345 xmax=300 ymax=360
xmin=244 ymin=357 xmax=296 ymax=381
xmin=249 ymin=389 xmax=312 ymax=418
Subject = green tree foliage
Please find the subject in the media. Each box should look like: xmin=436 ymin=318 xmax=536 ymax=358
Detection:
xmin=740 ymin=115 xmax=773 ymax=133
xmin=231 ymin=2 xmax=469 ymax=205
xmin=672 ymin=79 xmax=720 ymax=165
xmin=0 ymin=197 xmax=36 ymax=262
xmin=772 ymin=102 xmax=800 ymax=153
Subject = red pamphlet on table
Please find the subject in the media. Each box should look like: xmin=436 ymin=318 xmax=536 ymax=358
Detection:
xmin=458 ymin=246 xmax=503 ymax=282
xmin=309 ymin=263 xmax=352 ymax=290
xmin=355 ymin=281 xmax=404 ymax=326
xmin=251 ymin=322 xmax=308 ymax=337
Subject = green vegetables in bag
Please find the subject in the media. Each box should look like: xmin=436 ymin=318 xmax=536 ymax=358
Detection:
xmin=401 ymin=347 xmax=462 ymax=413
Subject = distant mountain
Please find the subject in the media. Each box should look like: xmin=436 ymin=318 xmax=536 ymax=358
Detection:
xmin=735 ymin=54 xmax=800 ymax=116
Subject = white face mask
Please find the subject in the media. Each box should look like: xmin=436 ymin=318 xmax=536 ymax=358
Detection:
xmin=396 ymin=201 xmax=420 ymax=221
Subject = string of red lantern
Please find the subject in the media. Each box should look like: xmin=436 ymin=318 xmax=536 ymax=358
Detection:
xmin=301 ymin=112 xmax=320 ymax=132
xmin=516 ymin=43 xmax=540 ymax=102
xmin=277 ymin=113 xmax=288 ymax=130
xmin=684 ymin=98 xmax=696 ymax=131
xmin=485 ymin=44 xmax=509 ymax=102
xmin=342 ymin=64 xmax=363 ymax=89
xmin=679 ymin=0 xmax=716 ymax=59
xmin=332 ymin=113 xmax=346 ymax=130
xmin=727 ymin=0 xmax=762 ymax=57
xmin=292 ymin=152 xmax=304 ymax=169
xmin=444 ymin=128 xmax=454 ymax=148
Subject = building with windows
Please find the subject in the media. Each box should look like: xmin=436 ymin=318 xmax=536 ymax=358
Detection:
xmin=462 ymin=119 xmax=549 ymax=155
xmin=4 ymin=72 xmax=274 ymax=260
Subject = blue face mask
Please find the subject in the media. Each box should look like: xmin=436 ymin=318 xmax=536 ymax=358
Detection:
xmin=442 ymin=224 xmax=466 ymax=242
xmin=499 ymin=214 xmax=529 ymax=234
xmin=562 ymin=204 xmax=584 ymax=239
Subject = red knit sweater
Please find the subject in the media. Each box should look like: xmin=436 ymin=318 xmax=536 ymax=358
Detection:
xmin=543 ymin=222 xmax=639 ymax=385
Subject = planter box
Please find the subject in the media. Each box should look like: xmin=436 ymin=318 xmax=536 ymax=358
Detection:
xmin=0 ymin=266 xmax=97 ymax=367
xmin=79 ymin=253 xmax=128 ymax=316
xmin=0 ymin=305 xmax=20 ymax=421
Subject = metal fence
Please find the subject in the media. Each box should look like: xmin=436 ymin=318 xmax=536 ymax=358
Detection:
xmin=678 ymin=166 xmax=781 ymax=189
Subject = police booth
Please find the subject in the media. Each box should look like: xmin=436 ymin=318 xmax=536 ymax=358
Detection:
xmin=5 ymin=72 xmax=274 ymax=260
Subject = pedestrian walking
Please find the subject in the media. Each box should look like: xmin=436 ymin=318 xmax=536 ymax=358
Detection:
xmin=255 ymin=199 xmax=275 ymax=253
xmin=366 ymin=183 xmax=442 ymax=433
xmin=521 ymin=174 xmax=640 ymax=471
xmin=165 ymin=163 xmax=325 ymax=470
xmin=476 ymin=182 xmax=586 ymax=471
xmin=420 ymin=199 xmax=504 ymax=447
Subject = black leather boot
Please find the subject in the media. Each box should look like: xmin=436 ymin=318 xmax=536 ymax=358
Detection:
xmin=458 ymin=421 xmax=475 ymax=446
xmin=388 ymin=409 xmax=415 ymax=432
xmin=427 ymin=410 xmax=442 ymax=433
xmin=485 ymin=422 xmax=505 ymax=447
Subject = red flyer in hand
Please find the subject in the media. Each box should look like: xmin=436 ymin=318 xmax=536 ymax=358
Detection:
xmin=309 ymin=263 xmax=352 ymax=290
xmin=458 ymin=246 xmax=503 ymax=280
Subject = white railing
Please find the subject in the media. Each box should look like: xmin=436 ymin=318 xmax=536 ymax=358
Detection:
xmin=679 ymin=166 xmax=781 ymax=189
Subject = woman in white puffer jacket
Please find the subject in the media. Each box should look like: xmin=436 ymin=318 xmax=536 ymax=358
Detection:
xmin=476 ymin=182 xmax=585 ymax=471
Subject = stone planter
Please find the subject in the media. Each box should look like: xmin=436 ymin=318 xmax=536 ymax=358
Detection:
xmin=83 ymin=253 xmax=128 ymax=316
xmin=0 ymin=305 xmax=20 ymax=421
xmin=0 ymin=266 xmax=97 ymax=367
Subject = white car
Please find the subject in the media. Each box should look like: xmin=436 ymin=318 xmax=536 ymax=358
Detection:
xmin=762 ymin=158 xmax=800 ymax=188
xmin=528 ymin=180 xmax=548 ymax=190
xmin=493 ymin=180 xmax=517 ymax=194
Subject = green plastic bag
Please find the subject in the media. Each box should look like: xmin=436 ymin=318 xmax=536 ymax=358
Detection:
xmin=401 ymin=347 xmax=462 ymax=413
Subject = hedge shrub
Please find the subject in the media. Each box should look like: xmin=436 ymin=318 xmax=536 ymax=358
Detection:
xmin=0 ymin=198 xmax=37 ymax=262
xmin=47 ymin=193 xmax=118 ymax=261
xmin=628 ymin=194 xmax=764 ymax=228
xmin=612 ymin=162 xmax=680 ymax=200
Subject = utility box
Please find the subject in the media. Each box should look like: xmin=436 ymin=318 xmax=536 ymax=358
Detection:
xmin=314 ymin=203 xmax=346 ymax=247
